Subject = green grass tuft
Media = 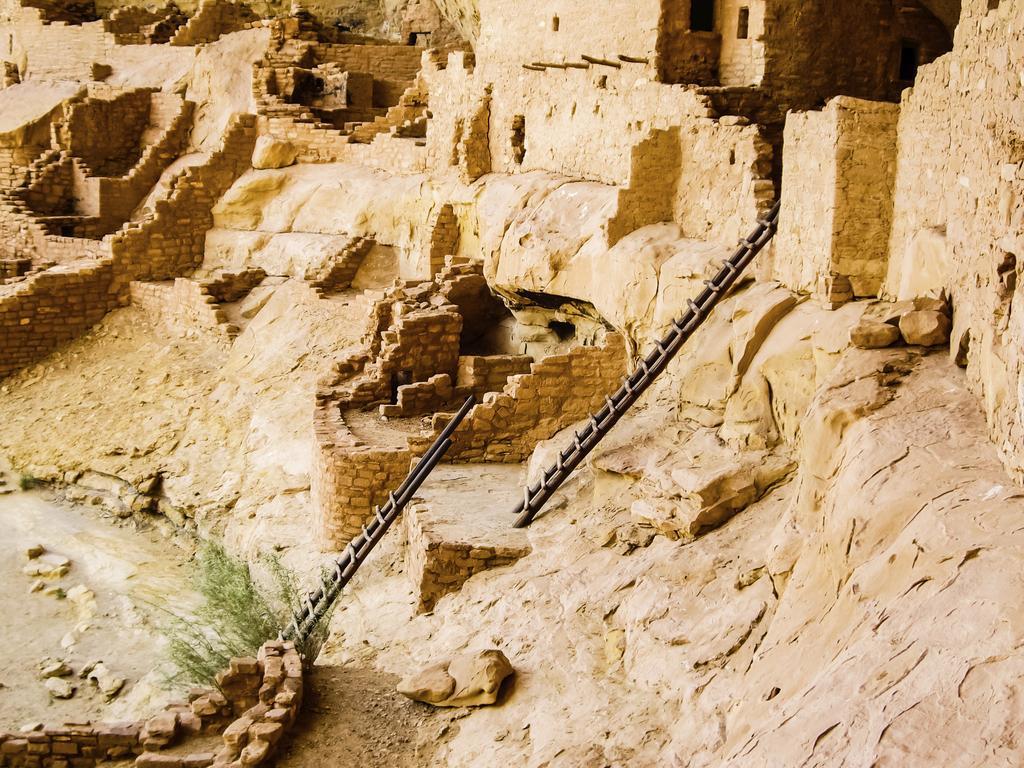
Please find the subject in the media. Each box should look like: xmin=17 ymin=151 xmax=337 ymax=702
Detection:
xmin=158 ymin=542 xmax=336 ymax=688
xmin=18 ymin=473 xmax=40 ymax=491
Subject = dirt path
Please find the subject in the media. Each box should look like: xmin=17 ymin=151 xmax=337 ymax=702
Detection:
xmin=0 ymin=482 xmax=195 ymax=728
xmin=274 ymin=666 xmax=447 ymax=767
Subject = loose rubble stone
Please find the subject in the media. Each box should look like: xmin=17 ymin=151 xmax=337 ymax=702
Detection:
xmin=850 ymin=319 xmax=901 ymax=349
xmin=23 ymin=553 xmax=71 ymax=578
xmin=87 ymin=662 xmax=127 ymax=700
xmin=899 ymin=309 xmax=952 ymax=347
xmin=141 ymin=711 xmax=179 ymax=749
xmin=398 ymin=649 xmax=514 ymax=707
xmin=44 ymin=677 xmax=75 ymax=699
xmin=39 ymin=660 xmax=72 ymax=679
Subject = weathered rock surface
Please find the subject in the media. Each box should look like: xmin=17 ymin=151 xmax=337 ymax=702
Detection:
xmin=319 ymin=348 xmax=1024 ymax=767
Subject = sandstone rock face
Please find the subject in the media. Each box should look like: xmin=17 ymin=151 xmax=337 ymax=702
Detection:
xmin=398 ymin=649 xmax=513 ymax=707
xmin=0 ymin=0 xmax=1021 ymax=764
xmin=328 ymin=350 xmax=1024 ymax=767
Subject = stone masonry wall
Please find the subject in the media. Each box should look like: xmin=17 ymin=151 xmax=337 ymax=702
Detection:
xmin=312 ymin=259 xmax=530 ymax=549
xmin=405 ymin=498 xmax=531 ymax=612
xmin=411 ymin=333 xmax=629 ymax=462
xmin=313 ymin=402 xmax=412 ymax=550
xmin=775 ymin=96 xmax=900 ymax=301
xmin=254 ymin=35 xmax=427 ymax=167
xmin=475 ymin=0 xmax=663 ymax=82
xmin=884 ymin=0 xmax=1024 ymax=482
xmin=0 ymin=640 xmax=303 ymax=768
xmin=0 ymin=258 xmax=123 ymax=378
xmin=129 ymin=277 xmax=238 ymax=346
xmin=168 ymin=0 xmax=259 ymax=46
xmin=58 ymin=88 xmax=152 ymax=176
xmin=455 ymin=354 xmax=533 ymax=399
xmin=0 ymin=0 xmax=113 ymax=81
xmin=79 ymin=103 xmax=194 ymax=230
xmin=0 ymin=113 xmax=257 ymax=378
xmin=426 ymin=53 xmax=772 ymax=246
xmin=108 ymin=113 xmax=257 ymax=281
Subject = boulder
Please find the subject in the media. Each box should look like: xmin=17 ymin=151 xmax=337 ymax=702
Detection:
xmin=398 ymin=649 xmax=513 ymax=707
xmin=663 ymin=453 xmax=795 ymax=538
xmin=899 ymin=310 xmax=951 ymax=347
xmin=397 ymin=661 xmax=456 ymax=704
xmin=251 ymin=136 xmax=298 ymax=170
xmin=850 ymin=319 xmax=900 ymax=349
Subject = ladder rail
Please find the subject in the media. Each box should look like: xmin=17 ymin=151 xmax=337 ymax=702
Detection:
xmin=511 ymin=201 xmax=781 ymax=529
xmin=283 ymin=395 xmax=476 ymax=644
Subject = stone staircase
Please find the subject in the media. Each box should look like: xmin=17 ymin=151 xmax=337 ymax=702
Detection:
xmin=305 ymin=236 xmax=374 ymax=294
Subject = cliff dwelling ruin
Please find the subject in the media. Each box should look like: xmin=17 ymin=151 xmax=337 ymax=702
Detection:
xmin=1 ymin=0 xmax=1024 ymax=765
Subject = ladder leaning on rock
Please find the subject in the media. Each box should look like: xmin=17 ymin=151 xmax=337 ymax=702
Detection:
xmin=282 ymin=395 xmax=476 ymax=646
xmin=510 ymin=200 xmax=782 ymax=529
xmin=282 ymin=203 xmax=780 ymax=644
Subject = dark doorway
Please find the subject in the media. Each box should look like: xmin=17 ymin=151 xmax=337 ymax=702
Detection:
xmin=690 ymin=0 xmax=715 ymax=31
xmin=899 ymin=40 xmax=920 ymax=81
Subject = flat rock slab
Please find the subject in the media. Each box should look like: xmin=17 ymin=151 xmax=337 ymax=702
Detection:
xmin=406 ymin=464 xmax=531 ymax=612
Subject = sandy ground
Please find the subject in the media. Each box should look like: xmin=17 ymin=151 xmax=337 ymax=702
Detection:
xmin=274 ymin=665 xmax=447 ymax=768
xmin=0 ymin=479 xmax=196 ymax=728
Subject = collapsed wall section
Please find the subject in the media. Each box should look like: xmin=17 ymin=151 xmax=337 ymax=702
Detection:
xmin=411 ymin=335 xmax=628 ymax=462
xmin=0 ymin=113 xmax=257 ymax=377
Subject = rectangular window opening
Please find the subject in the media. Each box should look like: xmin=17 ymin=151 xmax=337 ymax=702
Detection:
xmin=737 ymin=7 xmax=749 ymax=39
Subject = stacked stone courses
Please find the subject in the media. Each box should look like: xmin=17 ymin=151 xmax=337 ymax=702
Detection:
xmin=0 ymin=114 xmax=256 ymax=377
xmin=0 ymin=640 xmax=303 ymax=768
